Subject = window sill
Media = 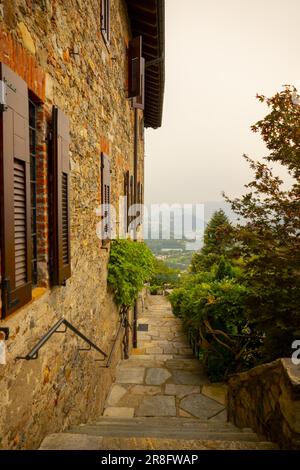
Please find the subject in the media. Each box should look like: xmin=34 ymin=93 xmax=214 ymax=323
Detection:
xmin=32 ymin=287 xmax=48 ymax=301
xmin=0 ymin=287 xmax=49 ymax=323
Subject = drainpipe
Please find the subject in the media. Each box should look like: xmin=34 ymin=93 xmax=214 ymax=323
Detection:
xmin=133 ymin=107 xmax=138 ymax=348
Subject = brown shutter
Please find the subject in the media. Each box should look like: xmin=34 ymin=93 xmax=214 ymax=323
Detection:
xmin=133 ymin=58 xmax=145 ymax=110
xmin=50 ymin=106 xmax=71 ymax=286
xmin=128 ymin=36 xmax=143 ymax=98
xmin=101 ymin=152 xmax=111 ymax=241
xmin=137 ymin=182 xmax=141 ymax=204
xmin=101 ymin=0 xmax=110 ymax=45
xmin=124 ymin=170 xmax=130 ymax=232
xmin=0 ymin=63 xmax=32 ymax=318
xmin=130 ymin=174 xmax=134 ymax=207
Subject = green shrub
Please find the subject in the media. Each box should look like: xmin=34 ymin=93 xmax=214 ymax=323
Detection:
xmin=150 ymin=258 xmax=180 ymax=288
xmin=169 ymin=277 xmax=259 ymax=381
xmin=108 ymin=239 xmax=155 ymax=309
xmin=149 ymin=285 xmax=160 ymax=295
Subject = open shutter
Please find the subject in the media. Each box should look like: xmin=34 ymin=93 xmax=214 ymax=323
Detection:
xmin=137 ymin=182 xmax=141 ymax=204
xmin=124 ymin=170 xmax=130 ymax=232
xmin=130 ymin=174 xmax=134 ymax=207
xmin=101 ymin=0 xmax=110 ymax=45
xmin=51 ymin=106 xmax=71 ymax=286
xmin=128 ymin=36 xmax=143 ymax=98
xmin=101 ymin=152 xmax=111 ymax=241
xmin=0 ymin=63 xmax=32 ymax=317
xmin=133 ymin=58 xmax=145 ymax=110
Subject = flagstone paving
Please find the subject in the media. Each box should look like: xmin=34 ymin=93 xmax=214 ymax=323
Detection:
xmin=104 ymin=295 xmax=227 ymax=419
xmin=40 ymin=295 xmax=278 ymax=449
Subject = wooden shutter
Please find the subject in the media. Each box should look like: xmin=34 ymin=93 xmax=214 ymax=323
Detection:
xmin=130 ymin=174 xmax=134 ymax=207
xmin=128 ymin=36 xmax=143 ymax=98
xmin=101 ymin=0 xmax=110 ymax=45
xmin=124 ymin=170 xmax=130 ymax=232
xmin=0 ymin=63 xmax=32 ymax=317
xmin=50 ymin=106 xmax=71 ymax=286
xmin=133 ymin=58 xmax=145 ymax=110
xmin=101 ymin=152 xmax=111 ymax=241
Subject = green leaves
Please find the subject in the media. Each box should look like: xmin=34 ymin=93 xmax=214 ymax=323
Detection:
xmin=224 ymin=86 xmax=300 ymax=362
xmin=107 ymin=240 xmax=155 ymax=308
xmin=170 ymin=87 xmax=300 ymax=379
xmin=169 ymin=258 xmax=251 ymax=381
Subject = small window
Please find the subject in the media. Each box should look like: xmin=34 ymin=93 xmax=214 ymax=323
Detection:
xmin=101 ymin=0 xmax=110 ymax=47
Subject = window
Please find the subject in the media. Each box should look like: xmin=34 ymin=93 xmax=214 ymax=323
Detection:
xmin=101 ymin=152 xmax=111 ymax=243
xmin=0 ymin=62 xmax=71 ymax=318
xmin=101 ymin=0 xmax=110 ymax=47
xmin=0 ymin=63 xmax=32 ymax=317
xmin=29 ymin=99 xmax=38 ymax=286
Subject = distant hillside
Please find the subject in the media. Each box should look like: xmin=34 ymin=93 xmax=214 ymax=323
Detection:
xmin=144 ymin=200 xmax=239 ymax=253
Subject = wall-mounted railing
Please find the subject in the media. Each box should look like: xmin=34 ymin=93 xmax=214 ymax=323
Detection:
xmin=97 ymin=312 xmax=131 ymax=368
xmin=16 ymin=318 xmax=108 ymax=361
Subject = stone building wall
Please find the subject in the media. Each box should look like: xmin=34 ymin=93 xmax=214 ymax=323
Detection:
xmin=0 ymin=0 xmax=144 ymax=449
xmin=227 ymin=358 xmax=300 ymax=449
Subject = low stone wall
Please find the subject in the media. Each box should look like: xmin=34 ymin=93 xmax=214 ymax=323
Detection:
xmin=227 ymin=358 xmax=300 ymax=449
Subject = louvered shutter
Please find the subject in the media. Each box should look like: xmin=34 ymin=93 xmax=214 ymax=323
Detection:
xmin=130 ymin=174 xmax=134 ymax=207
xmin=101 ymin=0 xmax=110 ymax=45
xmin=124 ymin=170 xmax=130 ymax=232
xmin=51 ymin=106 xmax=71 ymax=286
xmin=101 ymin=152 xmax=111 ymax=241
xmin=133 ymin=58 xmax=145 ymax=110
xmin=0 ymin=63 xmax=32 ymax=318
xmin=128 ymin=36 xmax=143 ymax=98
xmin=137 ymin=182 xmax=141 ymax=204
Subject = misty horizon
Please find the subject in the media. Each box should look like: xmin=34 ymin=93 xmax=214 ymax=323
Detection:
xmin=145 ymin=0 xmax=299 ymax=205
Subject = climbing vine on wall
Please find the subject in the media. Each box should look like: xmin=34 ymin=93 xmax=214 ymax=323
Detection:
xmin=107 ymin=239 xmax=155 ymax=310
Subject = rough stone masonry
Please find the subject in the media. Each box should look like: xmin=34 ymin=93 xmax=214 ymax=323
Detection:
xmin=0 ymin=0 xmax=145 ymax=449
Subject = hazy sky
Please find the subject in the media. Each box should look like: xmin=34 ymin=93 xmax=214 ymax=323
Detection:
xmin=145 ymin=0 xmax=300 ymax=205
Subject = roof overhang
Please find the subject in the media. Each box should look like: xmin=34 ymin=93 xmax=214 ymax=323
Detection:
xmin=126 ymin=0 xmax=165 ymax=129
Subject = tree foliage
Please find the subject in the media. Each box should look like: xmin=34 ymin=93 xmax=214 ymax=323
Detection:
xmin=108 ymin=240 xmax=155 ymax=309
xmin=170 ymin=87 xmax=300 ymax=380
xmin=224 ymin=87 xmax=300 ymax=361
xmin=190 ymin=209 xmax=234 ymax=272
xmin=150 ymin=258 xmax=180 ymax=290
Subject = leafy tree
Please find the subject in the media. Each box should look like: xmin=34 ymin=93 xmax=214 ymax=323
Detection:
xmin=224 ymin=87 xmax=300 ymax=361
xmin=190 ymin=210 xmax=233 ymax=272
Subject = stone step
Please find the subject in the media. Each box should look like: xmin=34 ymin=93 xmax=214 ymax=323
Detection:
xmin=90 ymin=416 xmax=243 ymax=431
xmin=67 ymin=418 xmax=261 ymax=442
xmin=40 ymin=434 xmax=278 ymax=450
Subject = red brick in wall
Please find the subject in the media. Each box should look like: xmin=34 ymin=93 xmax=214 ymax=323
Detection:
xmin=0 ymin=23 xmax=45 ymax=101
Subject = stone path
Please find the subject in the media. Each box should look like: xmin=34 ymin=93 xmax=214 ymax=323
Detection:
xmin=40 ymin=296 xmax=278 ymax=449
xmin=103 ymin=295 xmax=227 ymax=420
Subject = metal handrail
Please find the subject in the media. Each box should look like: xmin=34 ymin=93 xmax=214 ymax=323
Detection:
xmin=98 ymin=312 xmax=132 ymax=367
xmin=16 ymin=318 xmax=108 ymax=361
xmin=98 ymin=318 xmax=123 ymax=367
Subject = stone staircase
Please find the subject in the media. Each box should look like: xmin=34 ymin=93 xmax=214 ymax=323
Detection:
xmin=40 ymin=296 xmax=278 ymax=450
xmin=40 ymin=417 xmax=277 ymax=450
